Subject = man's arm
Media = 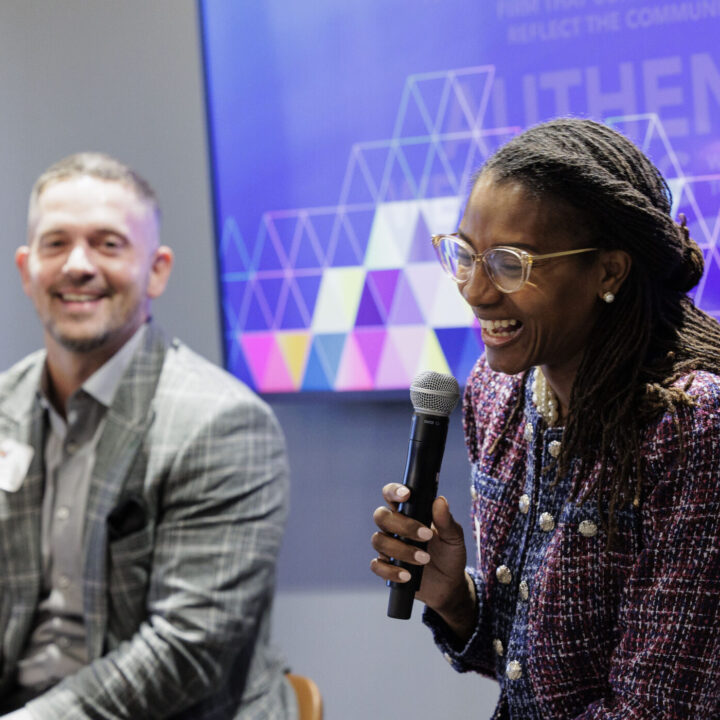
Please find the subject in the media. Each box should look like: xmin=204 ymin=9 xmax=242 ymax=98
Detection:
xmin=25 ymin=393 xmax=289 ymax=719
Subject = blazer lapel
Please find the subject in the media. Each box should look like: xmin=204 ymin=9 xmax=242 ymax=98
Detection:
xmin=83 ymin=324 xmax=167 ymax=659
xmin=0 ymin=356 xmax=45 ymax=669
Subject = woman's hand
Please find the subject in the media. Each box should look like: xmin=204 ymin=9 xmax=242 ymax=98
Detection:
xmin=371 ymin=483 xmax=477 ymax=642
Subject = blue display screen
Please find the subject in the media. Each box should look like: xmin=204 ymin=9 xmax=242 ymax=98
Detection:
xmin=200 ymin=0 xmax=720 ymax=392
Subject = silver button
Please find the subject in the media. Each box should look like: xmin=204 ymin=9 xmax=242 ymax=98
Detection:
xmin=57 ymin=575 xmax=71 ymax=589
xmin=519 ymin=581 xmax=529 ymax=601
xmin=496 ymin=565 xmax=512 ymax=584
xmin=579 ymin=520 xmax=598 ymax=537
xmin=506 ymin=660 xmax=522 ymax=680
xmin=539 ymin=512 xmax=555 ymax=532
xmin=523 ymin=423 xmax=534 ymax=442
xmin=518 ymin=494 xmax=530 ymax=514
xmin=56 ymin=506 xmax=70 ymax=521
xmin=493 ymin=639 xmax=504 ymax=657
xmin=548 ymin=440 xmax=561 ymax=458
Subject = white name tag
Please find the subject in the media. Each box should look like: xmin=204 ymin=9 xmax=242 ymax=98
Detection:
xmin=0 ymin=438 xmax=34 ymax=492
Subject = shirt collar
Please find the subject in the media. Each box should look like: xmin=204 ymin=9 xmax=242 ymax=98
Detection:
xmin=39 ymin=323 xmax=148 ymax=412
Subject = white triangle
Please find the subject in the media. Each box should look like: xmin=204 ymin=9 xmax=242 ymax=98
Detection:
xmin=364 ymin=201 xmax=421 ymax=269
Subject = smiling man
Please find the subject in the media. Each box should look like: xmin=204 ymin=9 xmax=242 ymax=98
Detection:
xmin=0 ymin=154 xmax=296 ymax=719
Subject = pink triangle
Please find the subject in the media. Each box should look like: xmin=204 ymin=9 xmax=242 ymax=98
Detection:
xmin=260 ymin=338 xmax=296 ymax=392
xmin=240 ymin=332 xmax=276 ymax=388
xmin=353 ymin=328 xmax=387 ymax=380
xmin=240 ymin=332 xmax=294 ymax=392
xmin=335 ymin=334 xmax=374 ymax=391
xmin=388 ymin=272 xmax=426 ymax=325
xmin=375 ymin=332 xmax=410 ymax=389
xmin=389 ymin=326 xmax=428 ymax=377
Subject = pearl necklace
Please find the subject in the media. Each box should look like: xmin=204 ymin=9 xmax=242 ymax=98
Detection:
xmin=531 ymin=366 xmax=558 ymax=426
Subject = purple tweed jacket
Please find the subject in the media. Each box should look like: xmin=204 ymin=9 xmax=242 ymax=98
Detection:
xmin=425 ymin=356 xmax=720 ymax=719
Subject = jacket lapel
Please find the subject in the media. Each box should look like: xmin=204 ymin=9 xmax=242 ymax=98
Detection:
xmin=0 ymin=356 xmax=46 ymax=670
xmin=83 ymin=324 xmax=167 ymax=659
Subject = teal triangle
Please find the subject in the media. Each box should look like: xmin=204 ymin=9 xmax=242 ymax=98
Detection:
xmin=313 ymin=333 xmax=347 ymax=387
xmin=301 ymin=341 xmax=333 ymax=391
xmin=388 ymin=272 xmax=426 ymax=325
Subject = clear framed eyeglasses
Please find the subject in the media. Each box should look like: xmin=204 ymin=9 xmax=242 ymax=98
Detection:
xmin=431 ymin=233 xmax=597 ymax=294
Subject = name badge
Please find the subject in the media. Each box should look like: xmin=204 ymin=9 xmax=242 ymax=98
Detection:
xmin=0 ymin=438 xmax=34 ymax=492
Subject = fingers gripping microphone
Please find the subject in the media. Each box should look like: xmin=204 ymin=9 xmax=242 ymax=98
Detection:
xmin=387 ymin=371 xmax=460 ymax=620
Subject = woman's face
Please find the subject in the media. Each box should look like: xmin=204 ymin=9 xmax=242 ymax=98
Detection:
xmin=458 ymin=173 xmax=605 ymax=385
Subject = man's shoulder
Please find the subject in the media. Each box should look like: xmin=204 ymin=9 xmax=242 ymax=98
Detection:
xmin=157 ymin=338 xmax=268 ymax=411
xmin=0 ymin=350 xmax=46 ymax=415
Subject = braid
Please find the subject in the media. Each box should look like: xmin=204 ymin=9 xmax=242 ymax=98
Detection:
xmin=480 ymin=118 xmax=720 ymax=538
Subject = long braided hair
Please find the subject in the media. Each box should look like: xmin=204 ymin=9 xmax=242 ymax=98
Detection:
xmin=480 ymin=118 xmax=720 ymax=538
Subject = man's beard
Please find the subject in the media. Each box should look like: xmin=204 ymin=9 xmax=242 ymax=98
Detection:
xmin=48 ymin=323 xmax=111 ymax=353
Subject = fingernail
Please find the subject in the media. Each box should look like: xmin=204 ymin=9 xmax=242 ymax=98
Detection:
xmin=396 ymin=486 xmax=409 ymax=498
xmin=417 ymin=527 xmax=433 ymax=541
xmin=398 ymin=570 xmax=411 ymax=582
xmin=414 ymin=550 xmax=430 ymax=564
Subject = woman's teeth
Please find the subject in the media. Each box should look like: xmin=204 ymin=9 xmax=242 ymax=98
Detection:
xmin=480 ymin=318 xmax=520 ymax=336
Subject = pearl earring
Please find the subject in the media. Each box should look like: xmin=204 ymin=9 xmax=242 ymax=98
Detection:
xmin=602 ymin=291 xmax=615 ymax=304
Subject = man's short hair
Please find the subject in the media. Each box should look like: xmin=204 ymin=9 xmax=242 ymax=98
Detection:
xmin=29 ymin=152 xmax=160 ymax=221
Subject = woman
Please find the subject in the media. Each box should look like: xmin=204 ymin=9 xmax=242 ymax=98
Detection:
xmin=371 ymin=118 xmax=720 ymax=719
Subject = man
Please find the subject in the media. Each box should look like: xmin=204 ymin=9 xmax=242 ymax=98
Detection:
xmin=0 ymin=154 xmax=296 ymax=718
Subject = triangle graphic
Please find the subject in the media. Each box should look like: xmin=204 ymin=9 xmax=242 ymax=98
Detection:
xmin=313 ymin=333 xmax=348 ymax=387
xmin=242 ymin=281 xmax=273 ymax=331
xmin=395 ymin=82 xmax=435 ymax=139
xmin=276 ymin=331 xmax=312 ymax=387
xmin=367 ymin=269 xmax=401 ymax=318
xmin=408 ymin=211 xmax=437 ymax=264
xmin=253 ymin=223 xmax=288 ymax=272
xmin=328 ymin=212 xmax=365 ymax=267
xmin=301 ymin=339 xmax=333 ymax=391
xmin=365 ymin=201 xmax=420 ymax=269
xmin=417 ymin=329 xmax=453 ymax=378
xmin=381 ymin=147 xmax=418 ymax=202
xmin=355 ymin=279 xmax=386 ymax=326
xmin=278 ymin=280 xmax=310 ymax=329
xmin=412 ymin=76 xmax=450 ymax=134
xmin=259 ymin=338 xmax=295 ymax=392
xmin=312 ymin=267 xmax=365 ymax=333
xmin=227 ymin=332 xmax=254 ymax=388
xmin=240 ymin=332 xmax=277 ymax=389
xmin=220 ymin=217 xmax=251 ymax=274
xmin=294 ymin=273 xmax=323 ymax=320
xmin=375 ymin=330 xmax=413 ymax=389
xmin=388 ymin=271 xmax=426 ymax=325
xmin=340 ymin=149 xmax=379 ymax=206
xmin=291 ymin=218 xmax=325 ymax=269
xmin=335 ymin=333 xmax=374 ymax=391
xmin=352 ymin=328 xmax=388 ymax=381
xmin=419 ymin=197 xmax=465 ymax=235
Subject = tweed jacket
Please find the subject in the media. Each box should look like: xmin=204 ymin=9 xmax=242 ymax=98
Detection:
xmin=0 ymin=324 xmax=296 ymax=719
xmin=425 ymin=356 xmax=720 ymax=719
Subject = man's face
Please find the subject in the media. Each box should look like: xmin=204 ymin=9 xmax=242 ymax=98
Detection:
xmin=16 ymin=175 xmax=172 ymax=358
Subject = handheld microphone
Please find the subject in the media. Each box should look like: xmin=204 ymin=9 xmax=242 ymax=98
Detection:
xmin=387 ymin=371 xmax=460 ymax=620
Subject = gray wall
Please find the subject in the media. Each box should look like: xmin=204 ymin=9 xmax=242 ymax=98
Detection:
xmin=0 ymin=3 xmax=497 ymax=717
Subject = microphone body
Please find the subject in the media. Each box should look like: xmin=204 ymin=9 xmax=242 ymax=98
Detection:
xmin=387 ymin=371 xmax=459 ymax=620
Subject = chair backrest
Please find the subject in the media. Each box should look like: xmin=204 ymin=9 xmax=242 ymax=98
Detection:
xmin=286 ymin=673 xmax=323 ymax=720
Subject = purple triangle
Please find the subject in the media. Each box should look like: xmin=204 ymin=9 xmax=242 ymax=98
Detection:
xmin=367 ymin=270 xmax=400 ymax=318
xmin=388 ymin=272 xmax=425 ymax=325
xmin=355 ymin=281 xmax=385 ymax=326
xmin=408 ymin=212 xmax=437 ymax=263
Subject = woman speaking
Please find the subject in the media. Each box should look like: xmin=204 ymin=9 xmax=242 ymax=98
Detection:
xmin=371 ymin=118 xmax=720 ymax=719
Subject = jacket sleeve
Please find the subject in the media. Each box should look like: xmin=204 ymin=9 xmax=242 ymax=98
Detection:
xmin=573 ymin=382 xmax=720 ymax=719
xmin=25 ymin=393 xmax=290 ymax=719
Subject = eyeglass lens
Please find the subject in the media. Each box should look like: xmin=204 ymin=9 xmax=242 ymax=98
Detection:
xmin=436 ymin=236 xmax=526 ymax=293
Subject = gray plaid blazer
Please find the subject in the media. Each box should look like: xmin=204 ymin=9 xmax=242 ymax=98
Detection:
xmin=0 ymin=324 xmax=296 ymax=719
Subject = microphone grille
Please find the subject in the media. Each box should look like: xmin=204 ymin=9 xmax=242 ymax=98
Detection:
xmin=410 ymin=371 xmax=461 ymax=416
